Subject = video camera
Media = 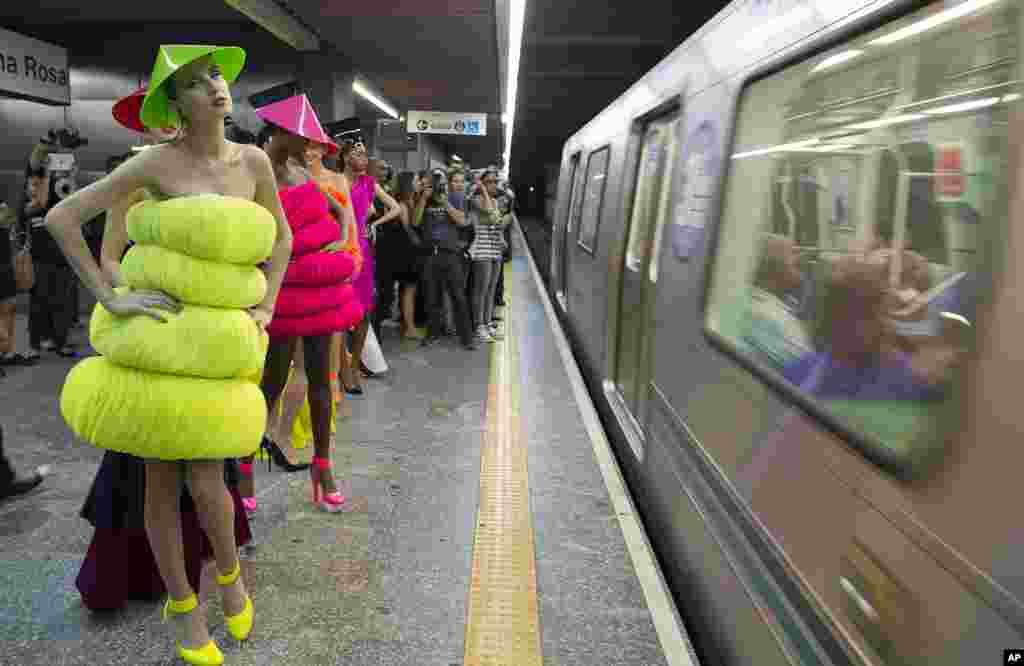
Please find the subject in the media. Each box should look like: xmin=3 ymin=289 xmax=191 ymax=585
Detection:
xmin=41 ymin=127 xmax=88 ymax=151
xmin=29 ymin=127 xmax=88 ymax=201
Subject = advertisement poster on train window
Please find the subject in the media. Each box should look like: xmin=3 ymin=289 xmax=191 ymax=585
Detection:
xmin=936 ymin=143 xmax=964 ymax=201
xmin=671 ymin=113 xmax=723 ymax=261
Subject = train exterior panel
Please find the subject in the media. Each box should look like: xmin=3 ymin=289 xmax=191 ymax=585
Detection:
xmin=547 ymin=0 xmax=1024 ymax=663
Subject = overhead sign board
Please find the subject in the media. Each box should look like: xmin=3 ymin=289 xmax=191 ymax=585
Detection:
xmin=406 ymin=110 xmax=487 ymax=136
xmin=0 ymin=28 xmax=70 ymax=105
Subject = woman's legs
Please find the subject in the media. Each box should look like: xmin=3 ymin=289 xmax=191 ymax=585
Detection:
xmin=330 ymin=333 xmax=343 ymax=401
xmin=0 ymin=300 xmax=15 ymax=355
xmin=400 ymin=284 xmax=417 ymax=337
xmin=345 ymin=318 xmax=370 ymax=389
xmin=271 ymin=344 xmax=307 ymax=446
xmin=186 ymin=461 xmax=246 ymax=617
xmin=303 ymin=335 xmax=340 ymax=493
xmin=145 ymin=461 xmax=210 ymax=648
xmin=239 ymin=337 xmax=297 ymax=500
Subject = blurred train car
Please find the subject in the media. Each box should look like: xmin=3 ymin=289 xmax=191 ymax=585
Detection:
xmin=546 ymin=0 xmax=1024 ymax=663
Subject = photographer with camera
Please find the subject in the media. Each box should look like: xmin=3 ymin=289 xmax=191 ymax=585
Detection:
xmin=468 ymin=168 xmax=512 ymax=343
xmin=19 ymin=153 xmax=79 ymax=360
xmin=418 ymin=169 xmax=477 ymax=350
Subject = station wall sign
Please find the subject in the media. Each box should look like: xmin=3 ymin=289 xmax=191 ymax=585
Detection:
xmin=407 ymin=110 xmax=487 ymax=136
xmin=0 ymin=27 xmax=70 ymax=105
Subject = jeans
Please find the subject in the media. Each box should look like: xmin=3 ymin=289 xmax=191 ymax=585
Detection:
xmin=471 ymin=260 xmax=501 ymax=329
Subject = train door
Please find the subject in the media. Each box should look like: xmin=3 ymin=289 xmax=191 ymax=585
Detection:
xmin=555 ymin=153 xmax=583 ymax=311
xmin=608 ymin=112 xmax=681 ymax=458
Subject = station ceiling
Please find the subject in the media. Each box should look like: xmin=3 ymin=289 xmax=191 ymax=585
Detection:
xmin=1 ymin=0 xmax=727 ymax=186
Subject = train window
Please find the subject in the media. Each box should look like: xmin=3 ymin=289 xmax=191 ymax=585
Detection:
xmin=704 ymin=0 xmax=1018 ymax=475
xmin=625 ymin=120 xmax=679 ymax=276
xmin=615 ymin=114 xmax=680 ymax=419
xmin=576 ymin=147 xmax=610 ymax=254
xmin=555 ymin=152 xmax=582 ymax=298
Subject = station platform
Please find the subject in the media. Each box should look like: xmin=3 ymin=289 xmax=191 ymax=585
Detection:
xmin=0 ymin=223 xmax=695 ymax=666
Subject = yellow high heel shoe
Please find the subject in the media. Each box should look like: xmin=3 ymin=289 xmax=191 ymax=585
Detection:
xmin=162 ymin=594 xmax=224 ymax=666
xmin=217 ymin=561 xmax=254 ymax=641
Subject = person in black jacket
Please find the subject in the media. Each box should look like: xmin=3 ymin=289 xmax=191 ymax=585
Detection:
xmin=20 ymin=165 xmax=78 ymax=359
xmin=418 ymin=173 xmax=477 ymax=350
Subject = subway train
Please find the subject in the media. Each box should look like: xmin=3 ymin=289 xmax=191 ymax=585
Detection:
xmin=543 ymin=0 xmax=1023 ymax=663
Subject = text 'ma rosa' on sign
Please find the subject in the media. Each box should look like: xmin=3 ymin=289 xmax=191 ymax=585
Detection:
xmin=406 ymin=110 xmax=487 ymax=137
xmin=0 ymin=27 xmax=70 ymax=105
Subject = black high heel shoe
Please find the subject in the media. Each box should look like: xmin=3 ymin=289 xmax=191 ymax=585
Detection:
xmin=340 ymin=369 xmax=364 ymax=395
xmin=260 ymin=435 xmax=310 ymax=473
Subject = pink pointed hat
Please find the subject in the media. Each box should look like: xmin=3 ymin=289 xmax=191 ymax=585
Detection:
xmin=254 ymin=93 xmax=338 ymax=154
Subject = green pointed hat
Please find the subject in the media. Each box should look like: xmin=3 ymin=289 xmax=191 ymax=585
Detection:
xmin=140 ymin=44 xmax=246 ymax=129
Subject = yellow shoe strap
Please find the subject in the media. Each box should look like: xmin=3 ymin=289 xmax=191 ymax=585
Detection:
xmin=166 ymin=593 xmax=198 ymax=615
xmin=215 ymin=561 xmax=241 ymax=586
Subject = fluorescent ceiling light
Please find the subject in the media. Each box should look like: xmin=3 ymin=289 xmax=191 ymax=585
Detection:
xmin=791 ymin=143 xmax=857 ymax=152
xmin=736 ymin=5 xmax=814 ymax=52
xmin=924 ymin=96 xmax=1000 ymax=115
xmin=732 ymin=138 xmax=820 ymax=159
xmin=846 ymin=113 xmax=925 ymax=130
xmin=223 ymin=0 xmax=319 ymax=51
xmin=869 ymin=0 xmax=1002 ymax=46
xmin=503 ymin=0 xmax=527 ymax=174
xmin=896 ymin=81 xmax=1018 ymax=111
xmin=810 ymin=49 xmax=864 ymax=73
xmin=1003 ymin=93 xmax=1021 ymax=102
xmin=352 ymin=79 xmax=398 ymax=119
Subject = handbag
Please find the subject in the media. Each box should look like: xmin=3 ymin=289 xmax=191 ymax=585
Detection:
xmin=14 ymin=250 xmax=34 ymax=292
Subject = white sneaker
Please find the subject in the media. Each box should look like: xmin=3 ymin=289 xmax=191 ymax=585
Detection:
xmin=477 ymin=325 xmax=495 ymax=343
xmin=488 ymin=324 xmax=504 ymax=341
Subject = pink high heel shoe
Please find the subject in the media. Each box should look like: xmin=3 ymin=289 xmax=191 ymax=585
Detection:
xmin=311 ymin=456 xmax=346 ymax=513
xmin=239 ymin=462 xmax=257 ymax=514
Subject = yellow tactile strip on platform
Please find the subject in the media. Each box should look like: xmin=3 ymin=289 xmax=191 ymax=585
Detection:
xmin=464 ymin=265 xmax=544 ymax=666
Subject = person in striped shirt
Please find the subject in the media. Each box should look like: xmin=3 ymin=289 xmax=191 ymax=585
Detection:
xmin=467 ymin=168 xmax=511 ymax=343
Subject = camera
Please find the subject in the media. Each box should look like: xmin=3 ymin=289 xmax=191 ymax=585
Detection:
xmin=432 ymin=170 xmax=448 ymax=197
xmin=42 ymin=128 xmax=88 ymax=151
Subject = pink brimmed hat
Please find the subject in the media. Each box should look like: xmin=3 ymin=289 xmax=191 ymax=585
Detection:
xmin=254 ymin=93 xmax=338 ymax=155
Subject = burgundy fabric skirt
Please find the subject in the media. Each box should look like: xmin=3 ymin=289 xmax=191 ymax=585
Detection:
xmin=76 ymin=453 xmax=252 ymax=612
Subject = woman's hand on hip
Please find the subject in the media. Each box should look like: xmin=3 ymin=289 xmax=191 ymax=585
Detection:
xmin=246 ymin=305 xmax=273 ymax=331
xmin=102 ymin=289 xmax=181 ymax=323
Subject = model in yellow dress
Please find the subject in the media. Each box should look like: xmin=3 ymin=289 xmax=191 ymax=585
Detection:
xmin=46 ymin=45 xmax=294 ymax=666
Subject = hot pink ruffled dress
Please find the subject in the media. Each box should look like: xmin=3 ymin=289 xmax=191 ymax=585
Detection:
xmin=350 ymin=174 xmax=377 ymax=313
xmin=267 ymin=181 xmax=364 ymax=339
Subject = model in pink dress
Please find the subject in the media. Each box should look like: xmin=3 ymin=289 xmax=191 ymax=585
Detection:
xmin=243 ymin=93 xmax=358 ymax=515
xmin=349 ymin=173 xmax=376 ymax=313
xmin=338 ymin=140 xmax=400 ymax=394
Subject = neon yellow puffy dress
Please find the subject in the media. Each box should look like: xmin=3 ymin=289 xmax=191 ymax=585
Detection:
xmin=60 ymin=195 xmax=276 ymax=460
